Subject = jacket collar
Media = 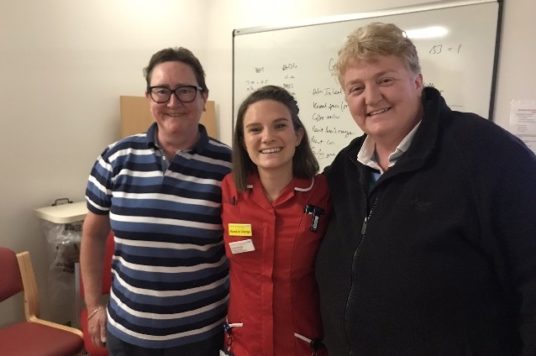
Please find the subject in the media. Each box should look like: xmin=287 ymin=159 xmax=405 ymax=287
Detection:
xmin=392 ymin=86 xmax=446 ymax=174
xmin=339 ymin=87 xmax=448 ymax=178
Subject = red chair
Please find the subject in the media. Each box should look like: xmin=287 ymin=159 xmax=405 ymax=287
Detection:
xmin=80 ymin=232 xmax=114 ymax=356
xmin=0 ymin=246 xmax=84 ymax=356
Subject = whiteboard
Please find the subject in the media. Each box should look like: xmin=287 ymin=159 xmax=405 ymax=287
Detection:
xmin=233 ymin=0 xmax=502 ymax=169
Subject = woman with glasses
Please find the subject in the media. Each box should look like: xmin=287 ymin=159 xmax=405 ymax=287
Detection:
xmin=80 ymin=47 xmax=232 ymax=356
xmin=220 ymin=85 xmax=330 ymax=356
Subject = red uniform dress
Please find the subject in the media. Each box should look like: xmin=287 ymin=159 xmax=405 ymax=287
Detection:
xmin=221 ymin=173 xmax=330 ymax=356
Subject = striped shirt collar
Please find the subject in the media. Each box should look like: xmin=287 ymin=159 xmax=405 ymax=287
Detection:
xmin=146 ymin=122 xmax=209 ymax=154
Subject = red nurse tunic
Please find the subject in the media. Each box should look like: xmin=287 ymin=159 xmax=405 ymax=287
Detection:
xmin=221 ymin=173 xmax=330 ymax=356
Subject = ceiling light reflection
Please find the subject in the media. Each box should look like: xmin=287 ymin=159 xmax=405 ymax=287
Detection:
xmin=405 ymin=26 xmax=449 ymax=39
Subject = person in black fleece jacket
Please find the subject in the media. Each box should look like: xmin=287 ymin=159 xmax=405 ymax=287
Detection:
xmin=315 ymin=22 xmax=536 ymax=356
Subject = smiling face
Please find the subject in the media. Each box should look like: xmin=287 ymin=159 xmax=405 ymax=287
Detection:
xmin=341 ymin=55 xmax=424 ymax=147
xmin=242 ymin=99 xmax=304 ymax=177
xmin=146 ymin=61 xmax=207 ymax=142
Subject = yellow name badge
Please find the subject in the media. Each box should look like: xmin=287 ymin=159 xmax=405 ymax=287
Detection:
xmin=228 ymin=223 xmax=253 ymax=236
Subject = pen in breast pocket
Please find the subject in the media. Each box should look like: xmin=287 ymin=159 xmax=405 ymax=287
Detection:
xmin=304 ymin=204 xmax=325 ymax=232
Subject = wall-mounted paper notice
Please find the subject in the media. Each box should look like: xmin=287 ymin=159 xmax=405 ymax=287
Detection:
xmin=509 ymin=100 xmax=536 ymax=153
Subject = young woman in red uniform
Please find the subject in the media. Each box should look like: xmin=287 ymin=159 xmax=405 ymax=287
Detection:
xmin=221 ymin=85 xmax=330 ymax=356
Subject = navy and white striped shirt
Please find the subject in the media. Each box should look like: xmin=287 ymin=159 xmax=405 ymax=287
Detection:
xmin=85 ymin=123 xmax=232 ymax=348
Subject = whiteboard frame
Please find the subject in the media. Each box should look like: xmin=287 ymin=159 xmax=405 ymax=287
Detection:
xmin=232 ymin=0 xmax=503 ymax=127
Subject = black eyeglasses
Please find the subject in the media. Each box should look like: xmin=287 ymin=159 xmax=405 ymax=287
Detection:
xmin=148 ymin=85 xmax=203 ymax=103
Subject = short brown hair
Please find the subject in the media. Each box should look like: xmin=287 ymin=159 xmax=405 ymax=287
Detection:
xmin=143 ymin=47 xmax=208 ymax=93
xmin=232 ymin=85 xmax=319 ymax=191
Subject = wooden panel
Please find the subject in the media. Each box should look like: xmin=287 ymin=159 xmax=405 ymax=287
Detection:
xmin=119 ymin=96 xmax=217 ymax=139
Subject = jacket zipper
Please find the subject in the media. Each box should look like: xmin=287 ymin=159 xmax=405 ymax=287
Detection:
xmin=344 ymin=195 xmax=379 ymax=356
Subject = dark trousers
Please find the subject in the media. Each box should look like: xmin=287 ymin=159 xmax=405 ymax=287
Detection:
xmin=106 ymin=328 xmax=223 ymax=356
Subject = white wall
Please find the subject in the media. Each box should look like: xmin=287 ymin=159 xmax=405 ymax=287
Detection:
xmin=0 ymin=0 xmax=534 ymax=326
xmin=0 ymin=0 xmax=208 ymax=325
xmin=494 ymin=0 xmax=536 ymax=125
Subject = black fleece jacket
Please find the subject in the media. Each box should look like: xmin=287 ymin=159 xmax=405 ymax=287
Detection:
xmin=316 ymin=87 xmax=536 ymax=356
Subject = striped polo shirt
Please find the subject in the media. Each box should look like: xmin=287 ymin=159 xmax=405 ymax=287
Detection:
xmin=85 ymin=123 xmax=232 ymax=348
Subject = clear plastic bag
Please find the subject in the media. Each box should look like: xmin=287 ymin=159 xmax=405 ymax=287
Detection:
xmin=39 ymin=219 xmax=82 ymax=326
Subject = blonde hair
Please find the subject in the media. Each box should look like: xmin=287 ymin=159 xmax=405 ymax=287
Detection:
xmin=336 ymin=22 xmax=421 ymax=83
